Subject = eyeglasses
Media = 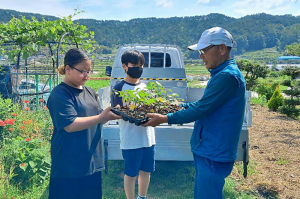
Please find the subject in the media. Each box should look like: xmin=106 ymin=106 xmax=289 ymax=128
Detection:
xmin=70 ymin=66 xmax=93 ymax=76
xmin=198 ymin=45 xmax=217 ymax=55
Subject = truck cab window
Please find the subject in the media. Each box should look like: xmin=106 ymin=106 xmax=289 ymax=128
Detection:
xmin=142 ymin=52 xmax=171 ymax=67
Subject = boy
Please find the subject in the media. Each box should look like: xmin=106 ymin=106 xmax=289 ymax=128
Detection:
xmin=111 ymin=50 xmax=156 ymax=199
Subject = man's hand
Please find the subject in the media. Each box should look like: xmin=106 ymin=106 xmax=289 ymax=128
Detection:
xmin=142 ymin=113 xmax=168 ymax=127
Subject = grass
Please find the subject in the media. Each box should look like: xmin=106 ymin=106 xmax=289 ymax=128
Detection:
xmin=185 ymin=64 xmax=209 ymax=75
xmin=87 ymin=64 xmax=211 ymax=90
xmin=91 ymin=68 xmax=107 ymax=78
xmin=234 ymin=47 xmax=283 ymax=63
xmin=0 ymin=175 xmax=49 ymax=199
xmin=277 ymin=157 xmax=290 ymax=165
xmin=85 ymin=79 xmax=110 ymax=91
xmin=91 ymin=72 xmax=107 ymax=78
xmin=91 ymin=62 xmax=210 ymax=77
xmin=250 ymin=96 xmax=267 ymax=106
xmin=1 ymin=161 xmax=259 ymax=199
xmin=101 ymin=160 xmax=259 ymax=199
xmin=234 ymin=161 xmax=257 ymax=177
xmin=187 ymin=80 xmax=207 ymax=88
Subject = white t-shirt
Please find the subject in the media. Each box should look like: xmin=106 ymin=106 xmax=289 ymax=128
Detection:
xmin=111 ymin=80 xmax=156 ymax=149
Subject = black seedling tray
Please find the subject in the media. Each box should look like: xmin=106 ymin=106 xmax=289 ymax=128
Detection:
xmin=111 ymin=108 xmax=149 ymax=126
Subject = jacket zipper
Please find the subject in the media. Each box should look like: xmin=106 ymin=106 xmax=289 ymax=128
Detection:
xmin=199 ymin=125 xmax=203 ymax=143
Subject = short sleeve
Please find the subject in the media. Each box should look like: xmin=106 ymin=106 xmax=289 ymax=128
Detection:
xmin=111 ymin=82 xmax=123 ymax=107
xmin=47 ymin=93 xmax=77 ymax=131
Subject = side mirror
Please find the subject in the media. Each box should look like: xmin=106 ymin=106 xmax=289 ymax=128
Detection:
xmin=105 ymin=66 xmax=112 ymax=77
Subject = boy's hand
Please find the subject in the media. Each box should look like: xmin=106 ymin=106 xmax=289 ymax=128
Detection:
xmin=114 ymin=104 xmax=121 ymax=109
xmin=142 ymin=113 xmax=168 ymax=127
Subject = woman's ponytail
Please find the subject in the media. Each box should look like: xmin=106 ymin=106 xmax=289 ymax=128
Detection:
xmin=57 ymin=65 xmax=65 ymax=75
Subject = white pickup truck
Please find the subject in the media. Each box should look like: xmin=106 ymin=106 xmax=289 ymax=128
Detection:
xmin=98 ymin=44 xmax=252 ymax=177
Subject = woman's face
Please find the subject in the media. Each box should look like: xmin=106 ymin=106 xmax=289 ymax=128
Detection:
xmin=66 ymin=59 xmax=92 ymax=87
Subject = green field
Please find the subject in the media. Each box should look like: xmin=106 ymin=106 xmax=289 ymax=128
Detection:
xmin=185 ymin=64 xmax=210 ymax=75
xmin=85 ymin=79 xmax=110 ymax=90
xmin=88 ymin=63 xmax=211 ymax=91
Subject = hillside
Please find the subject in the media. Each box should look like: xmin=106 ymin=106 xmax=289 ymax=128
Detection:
xmin=1 ymin=9 xmax=300 ymax=57
xmin=0 ymin=9 xmax=58 ymax=22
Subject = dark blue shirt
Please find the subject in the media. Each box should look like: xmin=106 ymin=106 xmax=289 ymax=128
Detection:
xmin=47 ymin=82 xmax=104 ymax=178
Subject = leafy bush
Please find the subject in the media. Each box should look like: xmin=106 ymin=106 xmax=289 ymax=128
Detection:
xmin=236 ymin=59 xmax=269 ymax=90
xmin=278 ymin=105 xmax=300 ymax=117
xmin=267 ymin=86 xmax=284 ymax=111
xmin=268 ymin=71 xmax=279 ymax=78
xmin=279 ymin=68 xmax=300 ymax=118
xmin=281 ymin=66 xmax=300 ymax=79
xmin=255 ymin=80 xmax=279 ymax=101
xmin=0 ymin=97 xmax=19 ymax=122
xmin=0 ymin=96 xmax=52 ymax=189
xmin=1 ymin=136 xmax=51 ymax=188
xmin=251 ymin=94 xmax=267 ymax=106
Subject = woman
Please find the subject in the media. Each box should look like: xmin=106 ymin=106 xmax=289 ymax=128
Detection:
xmin=47 ymin=48 xmax=120 ymax=199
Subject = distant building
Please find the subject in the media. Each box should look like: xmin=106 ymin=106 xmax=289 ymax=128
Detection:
xmin=277 ymin=56 xmax=300 ymax=64
xmin=267 ymin=56 xmax=300 ymax=71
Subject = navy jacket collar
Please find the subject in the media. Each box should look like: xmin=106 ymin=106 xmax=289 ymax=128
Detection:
xmin=209 ymin=58 xmax=236 ymax=77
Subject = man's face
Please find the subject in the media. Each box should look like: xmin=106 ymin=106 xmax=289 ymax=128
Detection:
xmin=199 ymin=45 xmax=224 ymax=70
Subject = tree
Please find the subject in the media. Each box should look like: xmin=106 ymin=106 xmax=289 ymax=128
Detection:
xmin=278 ymin=67 xmax=300 ymax=117
xmin=285 ymin=42 xmax=300 ymax=56
xmin=248 ymin=32 xmax=266 ymax=51
xmin=235 ymin=35 xmax=249 ymax=54
xmin=236 ymin=59 xmax=269 ymax=90
xmin=0 ymin=9 xmax=96 ymax=69
xmin=267 ymin=85 xmax=284 ymax=111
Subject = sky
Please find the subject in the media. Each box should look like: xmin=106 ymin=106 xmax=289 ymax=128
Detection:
xmin=0 ymin=0 xmax=299 ymax=21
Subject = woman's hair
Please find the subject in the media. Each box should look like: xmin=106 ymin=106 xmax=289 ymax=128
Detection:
xmin=57 ymin=48 xmax=89 ymax=75
xmin=121 ymin=50 xmax=145 ymax=67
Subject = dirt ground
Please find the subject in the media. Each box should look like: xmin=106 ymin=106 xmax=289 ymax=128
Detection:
xmin=232 ymin=104 xmax=300 ymax=199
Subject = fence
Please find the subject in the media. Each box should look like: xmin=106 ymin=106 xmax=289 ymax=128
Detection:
xmin=0 ymin=64 xmax=62 ymax=110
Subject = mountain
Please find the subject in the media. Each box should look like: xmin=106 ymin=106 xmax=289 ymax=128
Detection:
xmin=0 ymin=9 xmax=58 ymax=22
xmin=1 ymin=9 xmax=300 ymax=57
xmin=75 ymin=13 xmax=300 ymax=57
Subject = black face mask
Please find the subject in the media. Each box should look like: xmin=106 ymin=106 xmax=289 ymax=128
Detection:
xmin=126 ymin=66 xmax=143 ymax=79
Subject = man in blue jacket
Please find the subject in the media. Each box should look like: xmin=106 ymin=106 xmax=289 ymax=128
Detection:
xmin=143 ymin=27 xmax=246 ymax=199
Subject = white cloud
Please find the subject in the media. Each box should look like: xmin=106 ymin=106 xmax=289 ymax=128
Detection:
xmin=156 ymin=0 xmax=174 ymax=8
xmin=233 ymin=0 xmax=287 ymax=16
xmin=198 ymin=0 xmax=210 ymax=4
xmin=233 ymin=0 xmax=285 ymax=9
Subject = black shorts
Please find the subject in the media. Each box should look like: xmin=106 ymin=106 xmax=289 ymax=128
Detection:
xmin=48 ymin=171 xmax=102 ymax=199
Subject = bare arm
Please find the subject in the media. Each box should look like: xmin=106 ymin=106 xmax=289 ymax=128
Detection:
xmin=64 ymin=107 xmax=121 ymax=132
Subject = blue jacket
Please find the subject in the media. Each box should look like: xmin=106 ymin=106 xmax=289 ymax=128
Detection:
xmin=167 ymin=59 xmax=246 ymax=162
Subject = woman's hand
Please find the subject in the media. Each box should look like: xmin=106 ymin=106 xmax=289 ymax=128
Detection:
xmin=98 ymin=107 xmax=122 ymax=124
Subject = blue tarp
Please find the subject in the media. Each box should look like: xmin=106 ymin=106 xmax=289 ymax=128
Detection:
xmin=277 ymin=56 xmax=300 ymax=61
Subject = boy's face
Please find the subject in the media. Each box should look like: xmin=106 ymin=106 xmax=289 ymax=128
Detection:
xmin=122 ymin=62 xmax=143 ymax=71
xmin=122 ymin=63 xmax=144 ymax=79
